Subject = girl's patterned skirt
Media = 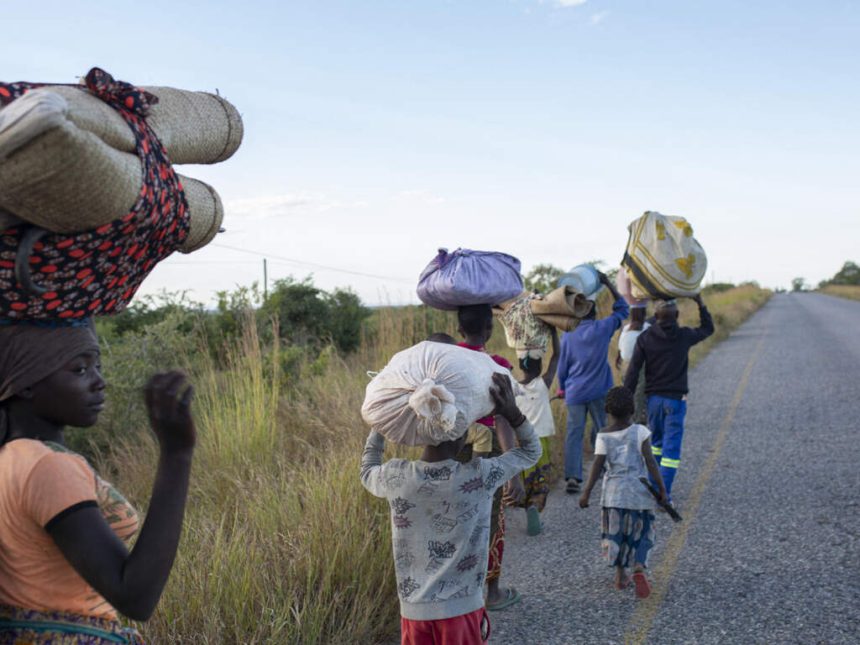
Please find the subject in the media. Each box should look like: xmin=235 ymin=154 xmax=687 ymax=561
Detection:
xmin=0 ymin=605 xmax=144 ymax=644
xmin=601 ymin=507 xmax=655 ymax=568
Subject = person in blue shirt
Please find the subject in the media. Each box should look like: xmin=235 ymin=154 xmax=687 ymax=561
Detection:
xmin=557 ymin=271 xmax=629 ymax=494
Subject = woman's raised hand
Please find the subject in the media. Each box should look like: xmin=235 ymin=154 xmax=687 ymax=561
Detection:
xmin=489 ymin=373 xmax=522 ymax=424
xmin=144 ymin=371 xmax=196 ymax=454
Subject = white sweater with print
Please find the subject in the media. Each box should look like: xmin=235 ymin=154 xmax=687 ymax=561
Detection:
xmin=360 ymin=421 xmax=541 ymax=621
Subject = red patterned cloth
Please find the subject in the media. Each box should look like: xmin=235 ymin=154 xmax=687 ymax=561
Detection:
xmin=0 ymin=68 xmax=189 ymax=321
xmin=486 ymin=500 xmax=505 ymax=583
xmin=454 ymin=342 xmax=511 ymax=584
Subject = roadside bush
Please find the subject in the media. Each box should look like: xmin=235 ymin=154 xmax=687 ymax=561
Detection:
xmin=259 ymin=278 xmax=371 ymax=353
xmin=703 ymin=282 xmax=736 ymax=293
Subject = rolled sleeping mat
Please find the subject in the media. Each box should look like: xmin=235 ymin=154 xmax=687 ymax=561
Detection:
xmin=144 ymin=86 xmax=243 ymax=164
xmin=46 ymin=84 xmax=243 ymax=164
xmin=176 ymin=175 xmax=224 ymax=253
xmin=0 ymin=89 xmax=224 ymax=251
xmin=0 ymin=92 xmax=142 ymax=233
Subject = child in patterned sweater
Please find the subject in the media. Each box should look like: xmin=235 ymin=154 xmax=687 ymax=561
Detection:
xmin=360 ymin=373 xmax=541 ymax=645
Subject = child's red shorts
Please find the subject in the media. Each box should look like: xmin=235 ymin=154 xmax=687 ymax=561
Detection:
xmin=401 ymin=608 xmax=490 ymax=645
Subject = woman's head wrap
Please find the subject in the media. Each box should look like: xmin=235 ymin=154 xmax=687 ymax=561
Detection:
xmin=0 ymin=321 xmax=99 ymax=443
xmin=0 ymin=321 xmax=99 ymax=402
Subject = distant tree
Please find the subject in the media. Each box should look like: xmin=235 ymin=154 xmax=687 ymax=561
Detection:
xmin=259 ymin=277 xmax=371 ymax=353
xmin=325 ymin=287 xmax=371 ymax=353
xmin=828 ymin=261 xmax=860 ymax=286
xmin=523 ymin=264 xmax=565 ymax=294
xmin=206 ymin=283 xmax=263 ymax=344
xmin=791 ymin=277 xmax=807 ymax=292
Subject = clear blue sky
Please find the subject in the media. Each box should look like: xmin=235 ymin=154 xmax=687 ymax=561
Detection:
xmin=3 ymin=0 xmax=858 ymax=304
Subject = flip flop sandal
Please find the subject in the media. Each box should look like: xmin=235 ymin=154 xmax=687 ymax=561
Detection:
xmin=565 ymin=479 xmax=580 ymax=494
xmin=486 ymin=588 xmax=521 ymax=611
xmin=632 ymin=572 xmax=651 ymax=599
xmin=526 ymin=506 xmax=542 ymax=536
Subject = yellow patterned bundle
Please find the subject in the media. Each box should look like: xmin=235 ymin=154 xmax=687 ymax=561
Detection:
xmin=622 ymin=211 xmax=707 ymax=299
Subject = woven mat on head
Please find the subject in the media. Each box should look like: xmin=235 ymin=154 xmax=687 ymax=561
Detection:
xmin=494 ymin=292 xmax=551 ymax=358
xmin=47 ymin=84 xmax=243 ymax=165
xmin=530 ymin=286 xmax=593 ymax=331
xmin=494 ymin=286 xmax=592 ymax=358
xmin=0 ymin=68 xmax=190 ymax=321
xmin=0 ymin=70 xmax=232 ymax=251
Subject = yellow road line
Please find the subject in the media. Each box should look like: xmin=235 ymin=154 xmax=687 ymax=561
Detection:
xmin=623 ymin=333 xmax=767 ymax=645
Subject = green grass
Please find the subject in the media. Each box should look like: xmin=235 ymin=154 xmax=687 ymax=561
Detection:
xmin=85 ymin=284 xmax=771 ymax=643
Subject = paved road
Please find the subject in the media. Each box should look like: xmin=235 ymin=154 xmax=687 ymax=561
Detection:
xmin=490 ymin=293 xmax=860 ymax=645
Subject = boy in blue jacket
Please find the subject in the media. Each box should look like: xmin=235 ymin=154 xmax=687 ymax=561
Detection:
xmin=623 ymin=295 xmax=714 ymax=500
xmin=557 ymin=271 xmax=629 ymax=493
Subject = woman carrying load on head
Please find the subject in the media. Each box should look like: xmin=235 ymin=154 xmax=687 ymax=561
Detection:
xmin=0 ymin=321 xmax=196 ymax=644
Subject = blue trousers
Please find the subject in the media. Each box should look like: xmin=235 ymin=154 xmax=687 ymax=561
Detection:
xmin=646 ymin=395 xmax=687 ymax=498
xmin=564 ymin=398 xmax=606 ymax=482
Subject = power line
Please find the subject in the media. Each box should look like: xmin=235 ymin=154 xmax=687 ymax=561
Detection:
xmin=210 ymin=242 xmax=415 ymax=285
xmin=163 ymin=260 xmax=261 ymax=265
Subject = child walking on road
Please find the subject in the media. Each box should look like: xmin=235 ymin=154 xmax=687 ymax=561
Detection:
xmin=456 ymin=304 xmax=524 ymax=612
xmin=511 ymin=327 xmax=559 ymax=536
xmin=579 ymin=386 xmax=667 ymax=598
xmin=360 ymin=373 xmax=541 ymax=644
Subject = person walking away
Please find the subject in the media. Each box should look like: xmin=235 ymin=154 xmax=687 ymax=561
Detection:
xmin=579 ymin=386 xmax=667 ymax=598
xmin=360 ymin=373 xmax=541 ymax=644
xmin=511 ymin=327 xmax=559 ymax=536
xmin=0 ymin=321 xmax=196 ymax=643
xmin=557 ymin=272 xmax=629 ymax=494
xmin=623 ymin=295 xmax=714 ymax=501
xmin=456 ymin=304 xmax=525 ymax=611
xmin=616 ymin=306 xmax=650 ymax=425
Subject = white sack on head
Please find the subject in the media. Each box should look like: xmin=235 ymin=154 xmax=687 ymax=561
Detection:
xmin=408 ymin=378 xmax=458 ymax=432
xmin=361 ymin=341 xmax=514 ymax=447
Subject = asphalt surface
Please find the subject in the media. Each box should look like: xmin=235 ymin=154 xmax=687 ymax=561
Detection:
xmin=489 ymin=293 xmax=860 ymax=645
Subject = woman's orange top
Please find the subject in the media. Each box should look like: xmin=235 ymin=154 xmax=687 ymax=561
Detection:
xmin=0 ymin=439 xmax=139 ymax=619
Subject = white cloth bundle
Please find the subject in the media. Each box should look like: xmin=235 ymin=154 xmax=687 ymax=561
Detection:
xmin=361 ymin=341 xmax=515 ymax=446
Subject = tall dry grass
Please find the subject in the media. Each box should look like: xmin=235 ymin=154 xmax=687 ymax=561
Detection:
xmin=89 ymin=285 xmax=770 ymax=643
xmin=819 ymin=285 xmax=860 ymax=302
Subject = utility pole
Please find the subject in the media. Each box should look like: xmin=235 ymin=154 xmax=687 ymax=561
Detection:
xmin=263 ymin=258 xmax=268 ymax=303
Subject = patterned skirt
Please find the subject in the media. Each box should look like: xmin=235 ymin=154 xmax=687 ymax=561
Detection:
xmin=601 ymin=508 xmax=655 ymax=569
xmin=0 ymin=605 xmax=144 ymax=644
xmin=521 ymin=436 xmax=551 ymax=512
xmin=486 ymin=487 xmax=505 ymax=583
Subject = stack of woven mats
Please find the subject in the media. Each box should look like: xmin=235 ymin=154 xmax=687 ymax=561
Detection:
xmin=0 ymin=67 xmax=243 ymax=321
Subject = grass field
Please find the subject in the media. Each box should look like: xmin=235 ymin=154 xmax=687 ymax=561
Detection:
xmin=819 ymin=285 xmax=860 ymax=301
xmin=82 ymin=284 xmax=771 ymax=644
